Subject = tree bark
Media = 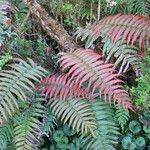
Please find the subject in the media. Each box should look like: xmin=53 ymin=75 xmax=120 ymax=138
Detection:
xmin=23 ymin=0 xmax=78 ymax=52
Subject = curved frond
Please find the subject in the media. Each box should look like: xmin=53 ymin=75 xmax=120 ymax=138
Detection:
xmin=13 ymin=98 xmax=45 ymax=150
xmin=102 ymin=38 xmax=143 ymax=75
xmin=76 ymin=14 xmax=150 ymax=48
xmin=0 ymin=123 xmax=13 ymax=150
xmin=49 ymin=99 xmax=97 ymax=136
xmin=0 ymin=58 xmax=47 ymax=124
xmin=81 ymin=100 xmax=120 ymax=150
xmin=36 ymin=74 xmax=91 ymax=100
xmin=58 ymin=49 xmax=134 ymax=110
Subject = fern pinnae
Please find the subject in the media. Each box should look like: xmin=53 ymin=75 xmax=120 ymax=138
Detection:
xmin=58 ymin=48 xmax=134 ymax=110
xmin=49 ymin=99 xmax=96 ymax=137
xmin=102 ymin=38 xmax=143 ymax=75
xmin=0 ymin=121 xmax=13 ymax=150
xmin=39 ymin=108 xmax=57 ymax=138
xmin=76 ymin=14 xmax=150 ymax=48
xmin=0 ymin=59 xmax=47 ymax=124
xmin=114 ymin=106 xmax=130 ymax=131
xmin=36 ymin=74 xmax=91 ymax=100
xmin=81 ymin=99 xmax=119 ymax=150
xmin=14 ymin=98 xmax=45 ymax=150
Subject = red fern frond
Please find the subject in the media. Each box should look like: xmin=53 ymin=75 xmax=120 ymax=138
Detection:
xmin=76 ymin=14 xmax=150 ymax=48
xmin=58 ymin=48 xmax=134 ymax=111
xmin=35 ymin=74 xmax=92 ymax=100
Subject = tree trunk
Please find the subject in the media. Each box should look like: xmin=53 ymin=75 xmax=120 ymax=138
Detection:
xmin=23 ymin=0 xmax=78 ymax=52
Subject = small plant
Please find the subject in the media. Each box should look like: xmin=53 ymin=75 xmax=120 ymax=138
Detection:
xmin=129 ymin=121 xmax=141 ymax=134
xmin=130 ymin=52 xmax=150 ymax=109
xmin=0 ymin=53 xmax=12 ymax=70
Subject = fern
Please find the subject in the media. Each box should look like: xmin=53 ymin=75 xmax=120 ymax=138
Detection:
xmin=39 ymin=108 xmax=57 ymax=138
xmin=81 ymin=100 xmax=119 ymax=150
xmin=58 ymin=48 xmax=134 ymax=110
xmin=133 ymin=0 xmax=150 ymax=17
xmin=102 ymin=38 xmax=143 ymax=75
xmin=49 ymin=99 xmax=97 ymax=136
xmin=0 ymin=58 xmax=47 ymax=124
xmin=13 ymin=98 xmax=45 ymax=150
xmin=36 ymin=74 xmax=91 ymax=100
xmin=114 ymin=106 xmax=130 ymax=131
xmin=0 ymin=122 xmax=13 ymax=150
xmin=76 ymin=14 xmax=150 ymax=48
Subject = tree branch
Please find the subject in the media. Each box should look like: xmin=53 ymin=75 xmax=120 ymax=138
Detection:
xmin=23 ymin=0 xmax=78 ymax=52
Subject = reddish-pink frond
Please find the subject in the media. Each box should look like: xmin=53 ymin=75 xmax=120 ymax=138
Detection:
xmin=35 ymin=74 xmax=92 ymax=100
xmin=58 ymin=48 xmax=134 ymax=111
xmin=77 ymin=14 xmax=150 ymax=48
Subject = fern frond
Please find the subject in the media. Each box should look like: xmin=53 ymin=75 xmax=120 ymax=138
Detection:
xmin=58 ymin=49 xmax=134 ymax=110
xmin=39 ymin=108 xmax=57 ymax=138
xmin=13 ymin=98 xmax=45 ymax=150
xmin=81 ymin=100 xmax=120 ymax=150
xmin=133 ymin=0 xmax=150 ymax=17
xmin=103 ymin=38 xmax=143 ymax=75
xmin=36 ymin=74 xmax=92 ymax=100
xmin=114 ymin=106 xmax=130 ymax=131
xmin=0 ymin=58 xmax=47 ymax=124
xmin=0 ymin=122 xmax=13 ymax=150
xmin=49 ymin=99 xmax=97 ymax=136
xmin=76 ymin=14 xmax=150 ymax=48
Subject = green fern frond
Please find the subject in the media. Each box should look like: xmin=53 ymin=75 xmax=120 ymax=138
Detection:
xmin=81 ymin=100 xmax=120 ymax=150
xmin=102 ymin=38 xmax=143 ymax=75
xmin=13 ymin=98 xmax=46 ymax=150
xmin=0 ymin=58 xmax=47 ymax=124
xmin=49 ymin=99 xmax=97 ymax=136
xmin=0 ymin=122 xmax=13 ymax=150
xmin=114 ymin=106 xmax=130 ymax=131
xmin=133 ymin=0 xmax=150 ymax=17
xmin=39 ymin=108 xmax=57 ymax=138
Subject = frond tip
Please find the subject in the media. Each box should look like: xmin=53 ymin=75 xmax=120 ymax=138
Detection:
xmin=58 ymin=48 xmax=134 ymax=111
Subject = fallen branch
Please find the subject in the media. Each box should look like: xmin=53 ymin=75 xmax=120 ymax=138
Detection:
xmin=23 ymin=0 xmax=78 ymax=52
